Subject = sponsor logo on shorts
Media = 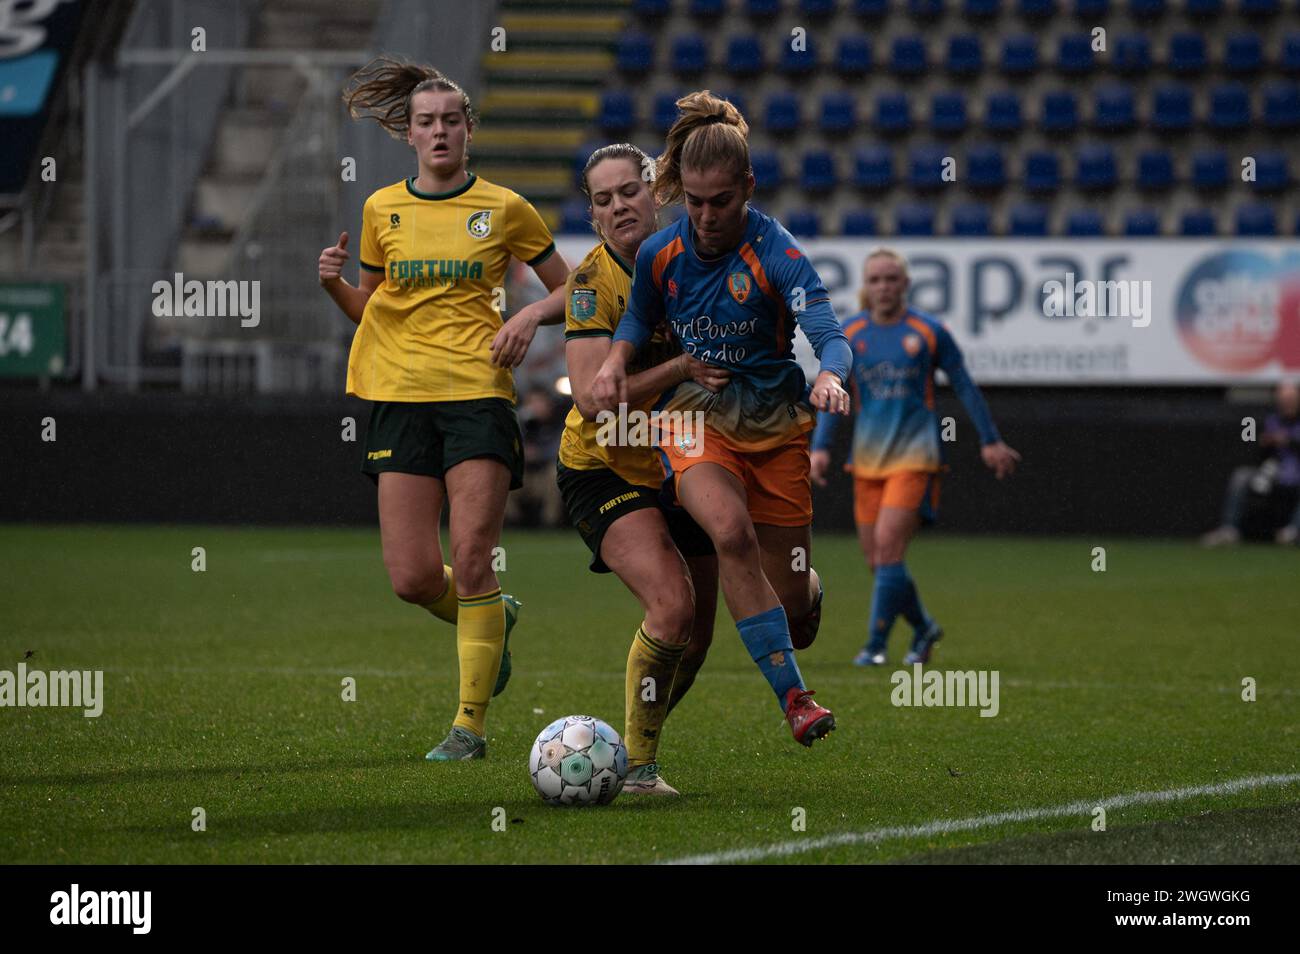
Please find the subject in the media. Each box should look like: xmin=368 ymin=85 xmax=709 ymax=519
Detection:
xmin=598 ymin=491 xmax=642 ymax=514
xmin=367 ymin=449 xmax=393 ymax=460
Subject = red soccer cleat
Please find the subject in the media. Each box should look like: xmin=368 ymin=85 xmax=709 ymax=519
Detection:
xmin=784 ymin=686 xmax=835 ymax=746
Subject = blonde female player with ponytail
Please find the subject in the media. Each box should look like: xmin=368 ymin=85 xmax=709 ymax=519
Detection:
xmin=317 ymin=57 xmax=570 ymax=761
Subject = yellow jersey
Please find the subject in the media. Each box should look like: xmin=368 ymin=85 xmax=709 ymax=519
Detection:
xmin=346 ymin=173 xmax=555 ymax=403
xmin=557 ymin=241 xmax=680 ymax=489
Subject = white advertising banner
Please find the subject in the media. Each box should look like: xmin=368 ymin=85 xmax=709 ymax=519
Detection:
xmin=555 ymin=238 xmax=1300 ymax=385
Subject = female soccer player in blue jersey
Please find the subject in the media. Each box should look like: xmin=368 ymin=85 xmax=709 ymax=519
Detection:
xmin=810 ymin=248 xmax=1021 ymax=666
xmin=591 ymin=92 xmax=853 ymax=746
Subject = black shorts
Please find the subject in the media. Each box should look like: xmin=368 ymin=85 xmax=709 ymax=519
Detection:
xmin=362 ymin=398 xmax=524 ymax=490
xmin=556 ymin=461 xmax=715 ymax=574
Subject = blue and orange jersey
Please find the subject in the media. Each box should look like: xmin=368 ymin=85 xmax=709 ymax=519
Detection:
xmin=811 ymin=308 xmax=1000 ymax=478
xmin=612 ymin=207 xmax=851 ymax=452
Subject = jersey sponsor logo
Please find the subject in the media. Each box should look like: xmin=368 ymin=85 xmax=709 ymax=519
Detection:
xmin=466 ymin=209 xmax=492 ymax=238
xmin=388 ymin=258 xmax=484 ymax=286
xmin=727 ymin=272 xmax=752 ymax=304
xmin=367 ymin=449 xmax=393 ymax=460
xmin=903 ymin=334 xmax=923 ymax=357
xmin=571 ymin=287 xmax=597 ymax=321
xmin=667 ymin=278 xmax=678 ymax=298
xmin=389 ymin=213 xmax=400 ymax=229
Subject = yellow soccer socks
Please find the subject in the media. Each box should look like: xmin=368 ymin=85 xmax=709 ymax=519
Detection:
xmin=451 ymin=587 xmax=505 ymax=738
xmin=624 ymin=624 xmax=685 ymax=766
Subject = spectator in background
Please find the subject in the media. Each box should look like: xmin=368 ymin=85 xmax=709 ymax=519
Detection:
xmin=509 ymin=387 xmax=566 ymax=527
xmin=1202 ymin=381 xmax=1300 ymax=547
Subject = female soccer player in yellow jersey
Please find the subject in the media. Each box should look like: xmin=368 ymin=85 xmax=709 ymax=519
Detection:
xmin=317 ymin=58 xmax=570 ymax=761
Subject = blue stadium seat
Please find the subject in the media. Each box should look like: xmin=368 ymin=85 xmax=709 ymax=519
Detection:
xmin=800 ymin=152 xmax=838 ymax=192
xmin=1168 ymin=33 xmax=1207 ymax=75
xmin=835 ymin=36 xmax=873 ymax=77
xmin=1023 ymin=150 xmax=1061 ymax=193
xmin=985 ymin=91 xmax=1023 ymax=132
xmin=1184 ymin=0 xmax=1223 ymax=17
xmin=853 ymin=0 xmax=889 ymax=17
xmin=909 ymin=0 xmax=945 ymax=17
xmin=891 ymin=36 xmax=928 ymax=76
xmin=951 ymin=202 xmax=992 ymax=236
xmin=1209 ymin=83 xmax=1251 ymax=130
xmin=652 ymin=91 xmax=682 ymax=132
xmin=1224 ymin=34 xmax=1263 ymax=74
xmin=1073 ymin=0 xmax=1109 ymax=16
xmin=751 ymin=151 xmax=782 ymax=191
xmin=1236 ymin=203 xmax=1276 ymax=236
xmin=1136 ymin=150 xmax=1175 ymax=190
xmin=573 ymin=142 xmax=602 ymax=188
xmin=1076 ymin=144 xmax=1117 ymax=190
xmin=1113 ymin=34 xmax=1151 ymax=74
xmin=875 ymin=92 xmax=913 ymax=133
xmin=1253 ymin=151 xmax=1290 ymax=192
xmin=964 ymin=0 xmax=999 ymax=17
xmin=801 ymin=0 xmax=838 ymax=16
xmin=1094 ymin=84 xmax=1136 ymax=130
xmin=947 ymin=34 xmax=983 ymax=74
xmin=559 ymin=199 xmax=591 ymax=235
xmin=853 ymin=145 xmax=894 ymax=189
xmin=717 ymin=90 xmax=748 ymax=119
xmin=616 ymin=34 xmax=654 ymax=74
xmin=1057 ymin=34 xmax=1094 ymax=74
xmin=1239 ymin=0 xmax=1280 ymax=16
xmin=1192 ymin=150 xmax=1229 ymax=188
xmin=842 ymin=209 xmax=878 ymax=236
xmin=909 ymin=144 xmax=948 ymax=191
xmin=1040 ymin=90 xmax=1079 ymax=132
xmin=765 ymin=92 xmax=802 ymax=132
xmin=820 ymin=92 xmax=857 ymax=133
xmin=1128 ymin=0 xmax=1166 ymax=15
xmin=1282 ymin=34 xmax=1300 ymax=74
xmin=1019 ymin=0 xmax=1057 ymax=17
xmin=1124 ymin=209 xmax=1161 ymax=236
xmin=930 ymin=91 xmax=968 ymax=133
xmin=780 ymin=36 xmax=820 ymax=75
xmin=1180 ymin=209 xmax=1217 ymax=235
xmin=689 ymin=0 xmax=726 ymax=16
xmin=1001 ymin=35 xmax=1039 ymax=75
xmin=1152 ymin=84 xmax=1194 ymax=131
xmin=745 ymin=0 xmax=781 ymax=17
xmin=786 ymin=209 xmax=821 ymax=237
xmin=633 ymin=0 xmax=671 ymax=18
xmin=725 ymin=36 xmax=764 ymax=76
xmin=1262 ymin=82 xmax=1300 ymax=129
xmin=597 ymin=92 xmax=636 ymax=134
xmin=967 ymin=144 xmax=1006 ymax=190
xmin=1008 ymin=203 xmax=1050 ymax=235
xmin=896 ymin=203 xmax=936 ymax=236
xmin=671 ymin=35 xmax=709 ymax=75
xmin=1066 ymin=208 xmax=1105 ymax=236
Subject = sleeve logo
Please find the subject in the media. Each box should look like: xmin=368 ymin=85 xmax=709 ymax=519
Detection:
xmin=466 ymin=210 xmax=492 ymax=238
xmin=571 ymin=287 xmax=597 ymax=320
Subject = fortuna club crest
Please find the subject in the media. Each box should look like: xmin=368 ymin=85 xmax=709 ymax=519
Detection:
xmin=466 ymin=210 xmax=492 ymax=238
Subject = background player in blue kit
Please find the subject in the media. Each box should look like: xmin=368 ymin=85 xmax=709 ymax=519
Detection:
xmin=811 ymin=248 xmax=1021 ymax=667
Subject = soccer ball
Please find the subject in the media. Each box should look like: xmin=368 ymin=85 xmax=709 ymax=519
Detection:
xmin=529 ymin=714 xmax=628 ymax=807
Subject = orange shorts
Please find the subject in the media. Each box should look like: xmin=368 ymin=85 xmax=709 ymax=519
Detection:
xmin=853 ymin=470 xmax=942 ymax=525
xmin=661 ymin=430 xmax=812 ymax=527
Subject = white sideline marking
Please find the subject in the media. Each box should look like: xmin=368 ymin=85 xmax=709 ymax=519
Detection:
xmin=659 ymin=773 xmax=1300 ymax=866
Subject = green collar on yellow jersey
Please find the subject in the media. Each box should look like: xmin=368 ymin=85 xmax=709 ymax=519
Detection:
xmin=405 ymin=172 xmax=477 ymax=201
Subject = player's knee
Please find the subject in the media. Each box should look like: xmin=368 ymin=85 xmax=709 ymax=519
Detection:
xmin=388 ymin=565 xmax=441 ymax=605
xmin=450 ymin=541 xmax=496 ymax=592
xmin=709 ymin=517 xmax=759 ymax=560
xmin=645 ymin=582 xmax=695 ymax=644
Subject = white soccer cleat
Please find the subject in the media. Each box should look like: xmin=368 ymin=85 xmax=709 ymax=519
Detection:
xmin=622 ymin=762 xmax=680 ymax=796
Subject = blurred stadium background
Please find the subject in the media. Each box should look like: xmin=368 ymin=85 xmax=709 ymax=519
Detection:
xmin=2 ymin=0 xmax=1298 ymax=539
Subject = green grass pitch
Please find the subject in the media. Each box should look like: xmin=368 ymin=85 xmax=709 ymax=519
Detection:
xmin=1 ymin=525 xmax=1297 ymax=864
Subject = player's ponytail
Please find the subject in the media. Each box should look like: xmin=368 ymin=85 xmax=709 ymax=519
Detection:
xmin=343 ymin=55 xmax=476 ymax=139
xmin=654 ymin=91 xmax=750 ymax=207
